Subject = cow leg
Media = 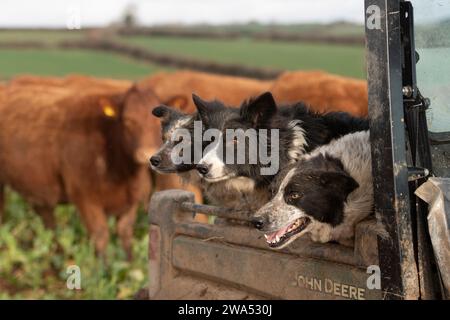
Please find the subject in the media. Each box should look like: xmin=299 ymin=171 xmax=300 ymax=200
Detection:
xmin=117 ymin=204 xmax=138 ymax=261
xmin=33 ymin=205 xmax=56 ymax=229
xmin=76 ymin=202 xmax=109 ymax=258
xmin=0 ymin=184 xmax=4 ymax=224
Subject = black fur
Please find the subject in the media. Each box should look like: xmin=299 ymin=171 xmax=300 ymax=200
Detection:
xmin=280 ymin=154 xmax=359 ymax=226
xmin=277 ymin=104 xmax=369 ymax=153
xmin=240 ymin=91 xmax=277 ymax=128
xmin=195 ymin=92 xmax=368 ymax=187
xmin=152 ymin=105 xmax=187 ymax=136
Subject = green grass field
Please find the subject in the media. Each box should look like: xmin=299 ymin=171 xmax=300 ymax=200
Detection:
xmin=122 ymin=36 xmax=366 ymax=78
xmin=0 ymin=30 xmax=85 ymax=44
xmin=0 ymin=190 xmax=148 ymax=299
xmin=128 ymin=21 xmax=365 ymax=37
xmin=0 ymin=49 xmax=164 ymax=81
xmin=0 ymin=29 xmax=366 ymax=79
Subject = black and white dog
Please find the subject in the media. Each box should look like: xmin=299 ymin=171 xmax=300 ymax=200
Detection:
xmin=252 ymin=130 xmax=374 ymax=248
xmin=151 ymin=92 xmax=368 ymax=213
xmin=150 ymin=106 xmax=197 ymax=175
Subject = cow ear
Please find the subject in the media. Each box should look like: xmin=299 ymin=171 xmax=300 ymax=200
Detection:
xmin=192 ymin=93 xmax=210 ymax=126
xmin=319 ymin=171 xmax=359 ymax=195
xmin=124 ymin=84 xmax=160 ymax=112
xmin=165 ymin=95 xmax=189 ymax=112
xmin=240 ymin=92 xmax=276 ymax=128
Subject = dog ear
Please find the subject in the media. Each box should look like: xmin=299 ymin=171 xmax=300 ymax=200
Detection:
xmin=240 ymin=92 xmax=277 ymax=128
xmin=319 ymin=171 xmax=359 ymax=195
xmin=152 ymin=105 xmax=185 ymax=126
xmin=192 ymin=93 xmax=210 ymax=126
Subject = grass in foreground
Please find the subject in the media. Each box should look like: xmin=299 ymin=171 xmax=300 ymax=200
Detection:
xmin=123 ymin=36 xmax=366 ymax=79
xmin=0 ymin=48 xmax=164 ymax=80
xmin=0 ymin=190 xmax=148 ymax=299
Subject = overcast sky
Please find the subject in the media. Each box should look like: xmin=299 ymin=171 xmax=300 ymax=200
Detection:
xmin=0 ymin=0 xmax=448 ymax=28
xmin=0 ymin=0 xmax=366 ymax=28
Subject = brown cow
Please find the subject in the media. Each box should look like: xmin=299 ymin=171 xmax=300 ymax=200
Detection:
xmin=140 ymin=70 xmax=367 ymax=117
xmin=13 ymin=74 xmax=206 ymax=209
xmin=0 ymin=83 xmax=162 ymax=258
xmin=8 ymin=75 xmax=205 ymax=208
xmin=139 ymin=70 xmax=273 ymax=113
xmin=0 ymin=83 xmax=6 ymax=107
xmin=270 ymin=71 xmax=368 ymax=117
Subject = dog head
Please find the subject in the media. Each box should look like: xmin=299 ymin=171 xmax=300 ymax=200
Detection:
xmin=194 ymin=92 xmax=278 ymax=184
xmin=252 ymin=153 xmax=359 ymax=249
xmin=150 ymin=105 xmax=196 ymax=173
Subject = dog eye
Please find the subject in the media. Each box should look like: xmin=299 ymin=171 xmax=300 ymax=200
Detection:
xmin=289 ymin=192 xmax=302 ymax=201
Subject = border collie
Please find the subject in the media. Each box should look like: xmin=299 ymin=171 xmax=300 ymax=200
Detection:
xmin=150 ymin=104 xmax=269 ymax=212
xmin=150 ymin=106 xmax=196 ymax=174
xmin=252 ymin=131 xmax=374 ymax=248
xmin=193 ymin=92 xmax=368 ymax=211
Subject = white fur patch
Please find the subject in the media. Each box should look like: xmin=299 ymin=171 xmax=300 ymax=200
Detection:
xmin=164 ymin=116 xmax=193 ymax=141
xmin=198 ymin=134 xmax=228 ymax=180
xmin=275 ymin=167 xmax=297 ymax=201
xmin=224 ymin=176 xmax=255 ymax=193
xmin=287 ymin=120 xmax=307 ymax=162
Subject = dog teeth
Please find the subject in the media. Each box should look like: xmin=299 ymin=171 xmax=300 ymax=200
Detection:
xmin=264 ymin=218 xmax=310 ymax=247
xmin=287 ymin=219 xmax=301 ymax=233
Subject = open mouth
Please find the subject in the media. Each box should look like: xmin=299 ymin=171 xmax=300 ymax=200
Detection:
xmin=264 ymin=217 xmax=311 ymax=248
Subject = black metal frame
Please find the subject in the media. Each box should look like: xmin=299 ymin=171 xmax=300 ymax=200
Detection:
xmin=401 ymin=1 xmax=442 ymax=299
xmin=365 ymin=0 xmax=441 ymax=299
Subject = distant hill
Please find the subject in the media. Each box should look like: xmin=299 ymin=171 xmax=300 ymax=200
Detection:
xmin=117 ymin=22 xmax=365 ymax=45
xmin=152 ymin=21 xmax=365 ymax=36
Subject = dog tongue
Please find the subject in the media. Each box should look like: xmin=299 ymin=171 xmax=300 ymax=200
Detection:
xmin=266 ymin=225 xmax=290 ymax=243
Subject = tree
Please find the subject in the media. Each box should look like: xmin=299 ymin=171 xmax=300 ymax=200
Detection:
xmin=123 ymin=4 xmax=138 ymax=29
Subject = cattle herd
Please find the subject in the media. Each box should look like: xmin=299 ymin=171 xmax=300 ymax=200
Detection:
xmin=0 ymin=70 xmax=370 ymax=259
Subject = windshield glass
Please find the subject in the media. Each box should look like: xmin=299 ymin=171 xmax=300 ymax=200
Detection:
xmin=414 ymin=0 xmax=450 ymax=133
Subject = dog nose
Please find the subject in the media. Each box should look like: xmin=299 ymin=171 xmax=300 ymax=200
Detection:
xmin=251 ymin=217 xmax=265 ymax=230
xmin=196 ymin=164 xmax=210 ymax=175
xmin=150 ymin=155 xmax=161 ymax=167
